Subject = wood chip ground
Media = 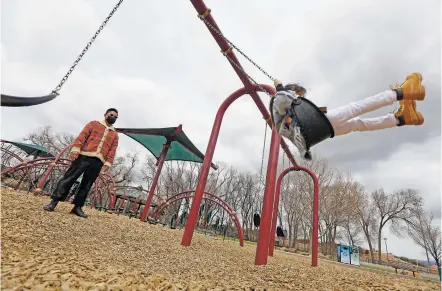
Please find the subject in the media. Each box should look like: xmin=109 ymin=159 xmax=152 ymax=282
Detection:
xmin=1 ymin=189 xmax=440 ymax=290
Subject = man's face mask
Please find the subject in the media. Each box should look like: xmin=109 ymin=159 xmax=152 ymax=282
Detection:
xmin=106 ymin=113 xmax=117 ymax=125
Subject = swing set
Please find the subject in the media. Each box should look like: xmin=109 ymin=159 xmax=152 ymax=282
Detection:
xmin=2 ymin=0 xmax=333 ymax=267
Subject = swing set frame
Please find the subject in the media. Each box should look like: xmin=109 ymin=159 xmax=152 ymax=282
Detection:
xmin=181 ymin=0 xmax=320 ymax=267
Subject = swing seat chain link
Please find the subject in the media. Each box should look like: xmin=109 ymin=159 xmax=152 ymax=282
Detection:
xmin=197 ymin=11 xmax=277 ymax=100
xmin=53 ymin=0 xmax=125 ymax=94
xmin=198 ymin=11 xmax=314 ymax=156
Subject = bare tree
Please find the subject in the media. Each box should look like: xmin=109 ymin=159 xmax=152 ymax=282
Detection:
xmin=319 ymin=172 xmax=358 ymax=256
xmin=338 ymin=179 xmax=364 ymax=247
xmin=408 ymin=209 xmax=441 ymax=268
xmin=109 ymin=151 xmax=139 ymax=185
xmin=372 ymin=188 xmax=422 ymax=263
xmin=24 ymin=125 xmax=73 ymax=155
xmin=353 ymin=183 xmax=378 ymax=262
xmin=281 ymin=172 xmax=303 ymax=248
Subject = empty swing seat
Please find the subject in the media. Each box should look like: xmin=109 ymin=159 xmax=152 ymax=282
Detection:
xmin=1 ymin=93 xmax=58 ymax=107
xmin=291 ymin=97 xmax=335 ymax=148
xmin=253 ymin=213 xmax=261 ymax=228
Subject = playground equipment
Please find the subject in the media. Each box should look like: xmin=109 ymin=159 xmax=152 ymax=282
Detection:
xmin=3 ymin=0 xmax=324 ymax=267
xmin=1 ymin=144 xmax=115 ymax=207
xmin=269 ymin=166 xmax=319 ymax=257
xmin=179 ymin=0 xmax=321 ymax=267
xmin=116 ymin=125 xmax=218 ymax=222
xmin=1 ymin=0 xmax=124 ymax=107
xmin=150 ymin=190 xmax=244 ymax=247
xmin=1 ymin=140 xmax=54 ymax=172
xmin=108 ymin=186 xmax=151 ymax=216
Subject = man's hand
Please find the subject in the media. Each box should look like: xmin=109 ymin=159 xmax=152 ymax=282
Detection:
xmin=102 ymin=165 xmax=110 ymax=173
xmin=69 ymin=151 xmax=80 ymax=160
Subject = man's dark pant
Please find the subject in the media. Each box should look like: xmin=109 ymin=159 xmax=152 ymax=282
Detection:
xmin=52 ymin=155 xmax=103 ymax=207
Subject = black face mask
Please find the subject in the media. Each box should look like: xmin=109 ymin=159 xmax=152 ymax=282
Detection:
xmin=106 ymin=116 xmax=117 ymax=125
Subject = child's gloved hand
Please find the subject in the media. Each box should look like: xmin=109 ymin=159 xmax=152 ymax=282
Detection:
xmin=285 ymin=117 xmax=292 ymax=125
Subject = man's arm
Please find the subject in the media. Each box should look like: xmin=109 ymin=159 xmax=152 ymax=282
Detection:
xmin=104 ymin=135 xmax=119 ymax=168
xmin=71 ymin=121 xmax=94 ymax=153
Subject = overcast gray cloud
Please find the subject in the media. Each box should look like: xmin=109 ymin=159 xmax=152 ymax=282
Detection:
xmin=1 ymin=0 xmax=440 ymax=260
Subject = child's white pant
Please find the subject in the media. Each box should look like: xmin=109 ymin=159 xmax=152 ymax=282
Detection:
xmin=326 ymin=90 xmax=398 ymax=136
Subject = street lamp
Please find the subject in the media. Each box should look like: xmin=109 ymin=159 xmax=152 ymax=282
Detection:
xmin=383 ymin=237 xmax=389 ymax=262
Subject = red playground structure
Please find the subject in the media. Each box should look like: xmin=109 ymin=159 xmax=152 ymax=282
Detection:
xmin=1 ymin=0 xmax=321 ymax=268
xmin=180 ymin=0 xmax=320 ymax=267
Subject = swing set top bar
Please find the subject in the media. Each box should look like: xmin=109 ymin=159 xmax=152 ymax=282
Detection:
xmin=189 ymin=0 xmax=298 ymax=167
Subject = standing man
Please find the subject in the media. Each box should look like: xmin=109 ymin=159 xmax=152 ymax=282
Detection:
xmin=43 ymin=108 xmax=120 ymax=218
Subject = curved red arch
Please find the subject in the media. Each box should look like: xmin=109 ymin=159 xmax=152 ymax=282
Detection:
xmin=0 ymin=147 xmax=24 ymax=167
xmin=270 ymin=166 xmax=320 ymax=267
xmin=155 ymin=194 xmax=244 ymax=247
xmin=156 ymin=190 xmax=235 ymax=216
xmin=1 ymin=158 xmax=113 ymax=205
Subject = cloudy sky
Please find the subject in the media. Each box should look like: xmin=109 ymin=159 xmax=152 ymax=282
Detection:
xmin=1 ymin=0 xmax=440 ymax=260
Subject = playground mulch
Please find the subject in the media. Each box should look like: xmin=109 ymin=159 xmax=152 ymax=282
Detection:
xmin=1 ymin=188 xmax=439 ymax=291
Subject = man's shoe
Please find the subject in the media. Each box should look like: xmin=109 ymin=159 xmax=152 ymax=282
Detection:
xmin=43 ymin=200 xmax=58 ymax=211
xmin=393 ymin=73 xmax=425 ymax=101
xmin=70 ymin=206 xmax=88 ymax=218
xmin=395 ymin=100 xmax=424 ymax=126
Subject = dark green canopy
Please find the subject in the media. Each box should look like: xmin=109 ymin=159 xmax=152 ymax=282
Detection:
xmin=1 ymin=139 xmax=54 ymax=157
xmin=117 ymin=125 xmax=217 ymax=169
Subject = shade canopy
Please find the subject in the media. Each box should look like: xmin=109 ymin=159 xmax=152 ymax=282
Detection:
xmin=1 ymin=139 xmax=54 ymax=157
xmin=117 ymin=125 xmax=217 ymax=169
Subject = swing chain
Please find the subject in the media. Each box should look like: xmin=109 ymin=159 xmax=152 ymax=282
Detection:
xmin=198 ymin=14 xmax=275 ymax=82
xmin=52 ymin=0 xmax=124 ymax=94
xmin=225 ymin=54 xmax=275 ymax=100
xmin=226 ymin=51 xmax=312 ymax=153
xmin=198 ymin=11 xmax=313 ymax=155
xmin=259 ymin=122 xmax=268 ymax=184
xmin=197 ymin=11 xmax=279 ymax=128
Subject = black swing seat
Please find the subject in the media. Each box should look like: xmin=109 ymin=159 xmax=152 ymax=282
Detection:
xmin=1 ymin=92 xmax=58 ymax=107
xmin=291 ymin=97 xmax=335 ymax=148
xmin=253 ymin=213 xmax=261 ymax=228
xmin=276 ymin=226 xmax=286 ymax=238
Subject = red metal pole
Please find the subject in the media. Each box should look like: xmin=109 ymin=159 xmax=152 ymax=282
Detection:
xmin=269 ymin=166 xmax=288 ymax=257
xmin=300 ymin=166 xmax=320 ymax=267
xmin=255 ymin=128 xmax=280 ymax=265
xmin=34 ymin=145 xmax=72 ymax=195
xmin=139 ymin=143 xmax=171 ymax=222
xmin=269 ymin=166 xmax=320 ymax=267
xmin=165 ymin=195 xmax=245 ymax=247
xmin=188 ymin=0 xmax=298 ymax=168
xmin=181 ymin=87 xmax=248 ymax=246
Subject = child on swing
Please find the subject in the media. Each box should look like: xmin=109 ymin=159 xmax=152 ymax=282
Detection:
xmin=271 ymin=72 xmax=426 ymax=160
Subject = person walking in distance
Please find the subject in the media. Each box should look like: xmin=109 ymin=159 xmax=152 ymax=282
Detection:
xmin=43 ymin=108 xmax=120 ymax=218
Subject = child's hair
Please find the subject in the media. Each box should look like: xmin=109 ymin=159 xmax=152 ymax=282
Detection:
xmin=284 ymin=83 xmax=306 ymax=94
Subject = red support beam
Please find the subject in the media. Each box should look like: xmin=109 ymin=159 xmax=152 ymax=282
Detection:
xmin=189 ymin=0 xmax=298 ymax=167
xmin=269 ymin=166 xmax=320 ymax=267
xmin=181 ymin=86 xmax=249 ymax=246
xmin=181 ymin=85 xmax=280 ymax=248
xmin=33 ymin=145 xmax=72 ymax=195
xmin=255 ymin=127 xmax=280 ymax=265
xmin=139 ymin=143 xmax=171 ymax=222
xmin=160 ymin=195 xmax=244 ymax=247
xmin=186 ymin=0 xmax=310 ymax=266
